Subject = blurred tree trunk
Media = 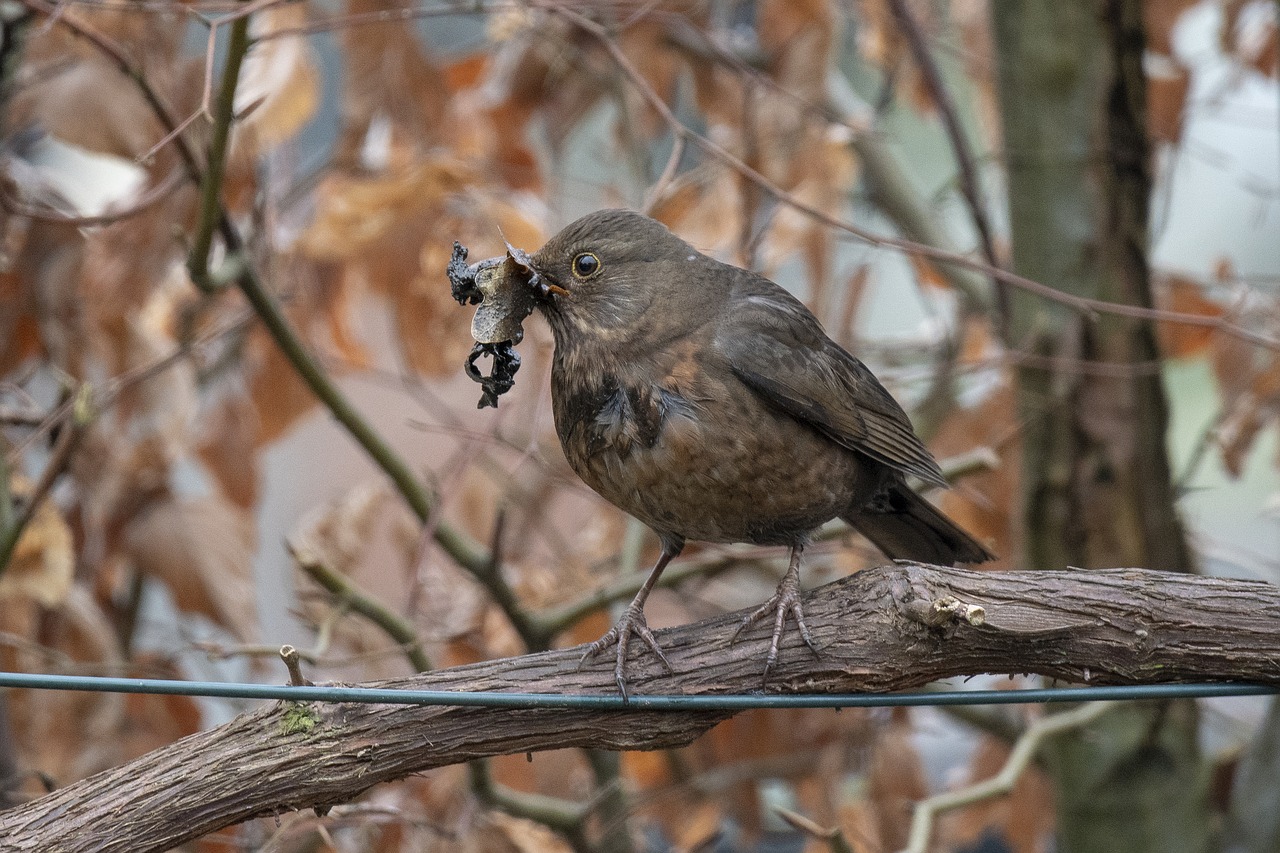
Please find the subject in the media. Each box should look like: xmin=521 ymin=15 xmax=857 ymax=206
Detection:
xmin=991 ymin=2 xmax=1209 ymax=853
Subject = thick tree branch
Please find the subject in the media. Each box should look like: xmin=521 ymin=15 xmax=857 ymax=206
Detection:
xmin=3 ymin=564 xmax=1279 ymax=852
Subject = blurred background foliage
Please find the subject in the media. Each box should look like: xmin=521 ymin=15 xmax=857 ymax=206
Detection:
xmin=0 ymin=1 xmax=1276 ymax=851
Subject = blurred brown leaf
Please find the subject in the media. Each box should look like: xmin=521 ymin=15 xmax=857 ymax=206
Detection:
xmin=1206 ymin=293 xmax=1280 ymax=478
xmin=119 ymin=655 xmax=203 ymax=762
xmin=234 ymin=6 xmax=321 ymax=158
xmin=122 ymin=495 xmax=258 ymax=642
xmin=245 ymin=321 xmax=324 ymax=446
xmin=0 ymin=477 xmax=74 ymax=609
xmin=0 ymin=585 xmax=125 ymax=790
xmin=1155 ymin=275 xmax=1224 ymax=359
xmin=195 ymin=389 xmax=261 ymax=508
xmin=931 ymin=322 xmax=1016 ymax=565
xmin=853 ymin=0 xmax=938 ymax=114
xmin=866 ymin=707 xmax=928 ymax=852
xmin=332 ymin=0 xmax=452 ymax=170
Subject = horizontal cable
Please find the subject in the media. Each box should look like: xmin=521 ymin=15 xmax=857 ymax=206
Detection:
xmin=0 ymin=672 xmax=1274 ymax=710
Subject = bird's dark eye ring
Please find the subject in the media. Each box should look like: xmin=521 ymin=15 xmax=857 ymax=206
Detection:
xmin=571 ymin=252 xmax=601 ymax=279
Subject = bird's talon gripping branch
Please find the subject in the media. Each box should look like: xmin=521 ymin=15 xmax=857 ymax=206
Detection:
xmin=579 ymin=604 xmax=672 ymax=701
xmin=730 ymin=546 xmax=821 ymax=676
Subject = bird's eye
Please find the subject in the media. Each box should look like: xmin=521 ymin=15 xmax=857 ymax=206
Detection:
xmin=571 ymin=252 xmax=601 ymax=279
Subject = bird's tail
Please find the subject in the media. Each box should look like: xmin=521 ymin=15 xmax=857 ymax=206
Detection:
xmin=842 ymin=483 xmax=995 ymax=566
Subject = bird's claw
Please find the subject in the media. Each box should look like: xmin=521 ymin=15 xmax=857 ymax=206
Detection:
xmin=578 ymin=604 xmax=672 ymax=700
xmin=730 ymin=568 xmax=820 ymax=678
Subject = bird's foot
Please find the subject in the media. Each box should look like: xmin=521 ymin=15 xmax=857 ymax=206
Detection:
xmin=730 ymin=564 xmax=820 ymax=678
xmin=578 ymin=602 xmax=673 ymax=700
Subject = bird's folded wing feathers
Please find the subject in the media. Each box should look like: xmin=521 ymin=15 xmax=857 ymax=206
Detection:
xmin=715 ymin=289 xmax=948 ymax=488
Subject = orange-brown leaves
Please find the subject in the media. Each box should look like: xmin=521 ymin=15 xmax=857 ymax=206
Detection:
xmin=1156 ymin=275 xmax=1226 ymax=358
xmin=122 ymin=495 xmax=258 ymax=641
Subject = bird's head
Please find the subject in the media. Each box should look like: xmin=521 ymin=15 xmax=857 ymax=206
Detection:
xmin=527 ymin=209 xmax=717 ymax=348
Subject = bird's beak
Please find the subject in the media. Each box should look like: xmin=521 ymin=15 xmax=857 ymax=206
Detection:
xmin=508 ymin=243 xmax=570 ymax=301
xmin=537 ymin=278 xmax=571 ymax=299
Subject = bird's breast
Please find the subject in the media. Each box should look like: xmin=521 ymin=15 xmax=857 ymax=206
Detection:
xmin=550 ymin=359 xmax=871 ymax=545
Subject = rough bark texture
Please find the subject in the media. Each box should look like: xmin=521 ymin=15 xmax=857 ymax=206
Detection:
xmin=2 ymin=564 xmax=1279 ymax=852
xmin=992 ymin=1 xmax=1206 ymax=850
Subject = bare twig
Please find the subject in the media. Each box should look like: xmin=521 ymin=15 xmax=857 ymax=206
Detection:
xmin=289 ymin=542 xmax=433 ymax=674
xmin=0 ymin=385 xmax=90 ymax=576
xmin=186 ymin=7 xmax=249 ymax=291
xmin=901 ymin=702 xmax=1113 ymax=853
xmin=886 ymin=0 xmax=1001 ymax=276
xmin=468 ymin=761 xmax=591 ymax=846
xmin=279 ymin=645 xmax=310 ymax=687
xmin=776 ymin=808 xmax=856 ymax=853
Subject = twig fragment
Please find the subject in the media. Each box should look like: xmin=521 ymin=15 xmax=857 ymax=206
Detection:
xmin=901 ymin=701 xmax=1112 ymax=853
xmin=280 ymin=645 xmax=310 ymax=687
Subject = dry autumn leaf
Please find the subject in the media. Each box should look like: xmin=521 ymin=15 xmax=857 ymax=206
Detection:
xmin=122 ymin=495 xmax=259 ymax=642
xmin=0 ymin=476 xmax=74 ymax=608
xmin=865 ymin=707 xmax=928 ymax=852
xmin=234 ymin=6 xmax=321 ymax=156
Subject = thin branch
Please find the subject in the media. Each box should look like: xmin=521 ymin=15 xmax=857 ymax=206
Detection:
xmin=642 ymin=133 xmax=685 ymax=215
xmin=775 ymin=808 xmax=857 ymax=853
xmin=289 ymin=543 xmax=433 ymax=673
xmin=468 ymin=761 xmax=591 ymax=842
xmin=186 ymin=6 xmax=249 ymax=292
xmin=0 ymin=386 xmax=89 ymax=576
xmin=902 ymin=702 xmax=1113 ymax=853
xmin=886 ymin=0 xmax=1002 ymax=274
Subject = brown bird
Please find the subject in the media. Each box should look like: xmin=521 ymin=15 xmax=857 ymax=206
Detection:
xmin=525 ymin=209 xmax=993 ymax=696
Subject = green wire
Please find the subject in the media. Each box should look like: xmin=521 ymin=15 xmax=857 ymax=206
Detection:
xmin=0 ymin=672 xmax=1272 ymax=710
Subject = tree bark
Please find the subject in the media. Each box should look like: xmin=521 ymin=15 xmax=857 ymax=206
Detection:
xmin=2 ymin=564 xmax=1278 ymax=852
xmin=992 ymin=1 xmax=1205 ymax=850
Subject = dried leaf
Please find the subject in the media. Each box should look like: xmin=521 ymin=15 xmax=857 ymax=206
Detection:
xmin=332 ymin=1 xmax=452 ymax=170
xmin=1155 ymin=275 xmax=1223 ymax=358
xmin=123 ymin=495 xmax=259 ymax=641
xmin=865 ymin=708 xmax=928 ymax=852
xmin=0 ymin=477 xmax=74 ymax=608
xmin=234 ymin=6 xmax=321 ymax=155
xmin=1218 ymin=382 xmax=1280 ymax=478
xmin=291 ymin=483 xmax=391 ymax=578
xmin=908 ymin=252 xmax=950 ymax=291
xmin=852 ymin=0 xmax=939 ymax=115
xmin=0 ymin=585 xmax=125 ymax=787
xmin=485 ymin=812 xmax=576 ymax=853
xmin=1146 ymin=55 xmax=1190 ymax=145
xmin=1223 ymin=0 xmax=1279 ymax=78
xmin=1208 ymin=298 xmax=1280 ymax=477
xmin=246 ymin=323 xmax=322 ymax=446
xmin=930 ymin=360 xmax=1016 ymax=567
xmin=119 ymin=656 xmax=203 ymax=761
xmin=195 ymin=389 xmax=261 ymax=508
xmin=1144 ymin=0 xmax=1204 ymax=56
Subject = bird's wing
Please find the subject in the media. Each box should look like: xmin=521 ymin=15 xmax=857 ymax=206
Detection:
xmin=713 ymin=281 xmax=947 ymax=488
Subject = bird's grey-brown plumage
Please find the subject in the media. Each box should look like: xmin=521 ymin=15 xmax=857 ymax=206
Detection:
xmin=527 ymin=209 xmax=993 ymax=695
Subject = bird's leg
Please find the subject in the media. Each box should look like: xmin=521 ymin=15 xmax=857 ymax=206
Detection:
xmin=579 ymin=539 xmax=683 ymax=699
xmin=730 ymin=544 xmax=820 ymax=677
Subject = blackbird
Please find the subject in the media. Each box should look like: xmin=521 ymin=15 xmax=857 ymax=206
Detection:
xmin=525 ymin=209 xmax=993 ymax=696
